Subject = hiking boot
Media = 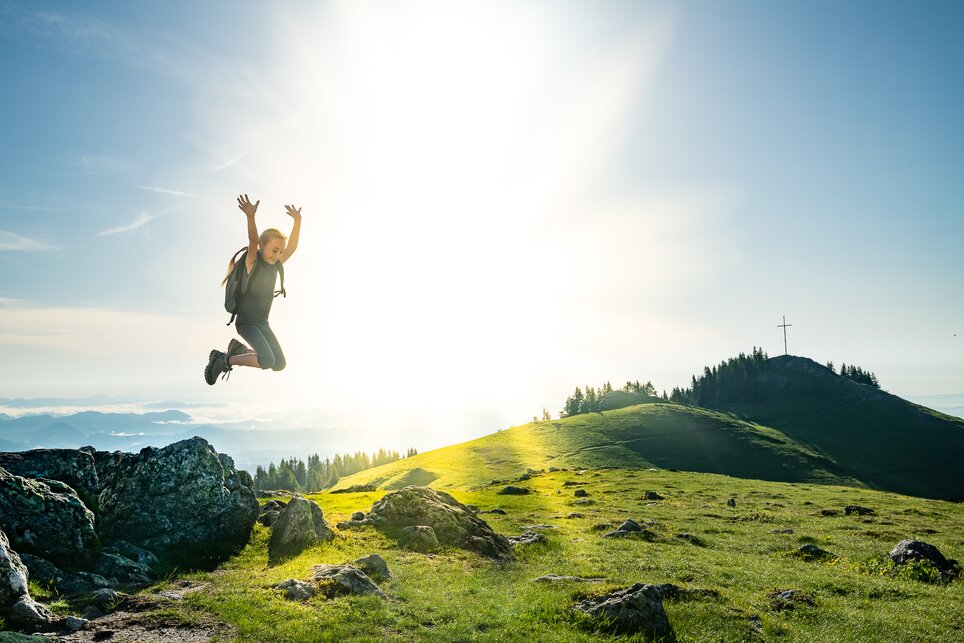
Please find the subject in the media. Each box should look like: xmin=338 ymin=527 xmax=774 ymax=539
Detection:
xmin=204 ymin=350 xmax=233 ymax=385
xmin=227 ymin=338 xmax=250 ymax=357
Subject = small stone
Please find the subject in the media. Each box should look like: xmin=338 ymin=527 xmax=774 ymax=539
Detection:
xmin=768 ymin=589 xmax=815 ymax=611
xmin=566 ymin=513 xmax=585 ymax=519
xmin=844 ymin=505 xmax=875 ymax=516
xmin=351 ymin=511 xmax=366 ymax=521
xmin=498 ymin=486 xmax=532 ymax=495
xmin=796 ymin=543 xmax=834 ymax=560
xmin=61 ymin=615 xmax=89 ymax=632
xmin=274 ymin=578 xmax=316 ymax=601
xmin=616 ymin=519 xmax=643 ymax=532
xmin=509 ymin=531 xmax=548 ymax=546
xmin=574 ymin=489 xmax=589 ymax=498
xmin=820 ymin=509 xmax=840 ymax=517
xmin=572 ymin=498 xmax=595 ymax=505
xmin=769 ymin=529 xmax=794 ymax=534
xmin=726 ymin=498 xmax=736 ymax=507
xmin=644 ymin=491 xmax=664 ymax=501
xmin=310 ymin=564 xmax=386 ymax=599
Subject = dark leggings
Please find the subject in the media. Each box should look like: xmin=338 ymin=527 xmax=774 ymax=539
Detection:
xmin=235 ymin=320 xmax=286 ymax=371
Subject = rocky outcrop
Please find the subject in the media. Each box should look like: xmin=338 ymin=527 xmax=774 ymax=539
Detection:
xmin=0 ymin=449 xmax=99 ymax=510
xmin=354 ymin=554 xmax=391 ymax=582
xmin=268 ymin=496 xmax=334 ymax=563
xmin=0 ymin=466 xmax=97 ymax=563
xmin=367 ymin=486 xmax=513 ymax=559
xmin=96 ymin=437 xmax=259 ymax=566
xmin=0 ymin=529 xmax=29 ymax=610
xmin=574 ymin=583 xmax=675 ymax=639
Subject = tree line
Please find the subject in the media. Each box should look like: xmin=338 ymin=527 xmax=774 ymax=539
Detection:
xmin=253 ymin=447 xmax=418 ymax=492
xmin=560 ymin=380 xmax=663 ymax=418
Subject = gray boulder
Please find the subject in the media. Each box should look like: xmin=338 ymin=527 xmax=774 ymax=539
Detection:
xmin=351 ymin=511 xmax=366 ymax=521
xmin=274 ymin=578 xmax=316 ymax=601
xmin=0 ymin=466 xmax=97 ymax=562
xmin=574 ymin=489 xmax=589 ymax=498
xmin=400 ymin=525 xmax=440 ymax=553
xmin=575 ymin=582 xmax=675 ymax=639
xmin=0 ymin=449 xmax=99 ymax=510
xmin=644 ymin=491 xmax=665 ymax=501
xmin=93 ymin=551 xmax=154 ymax=586
xmin=497 ymin=486 xmax=531 ymax=495
xmin=95 ymin=437 xmax=259 ymax=566
xmin=0 ymin=529 xmax=29 ymax=609
xmin=888 ymin=540 xmax=960 ymax=579
xmin=368 ymin=486 xmax=513 ymax=559
xmin=796 ymin=543 xmax=835 ymax=560
xmin=310 ymin=564 xmax=386 ymax=598
xmin=268 ymin=495 xmax=334 ymax=563
xmin=354 ymin=554 xmax=391 ymax=581
xmin=7 ymin=595 xmax=55 ymax=631
xmin=103 ymin=540 xmax=159 ymax=569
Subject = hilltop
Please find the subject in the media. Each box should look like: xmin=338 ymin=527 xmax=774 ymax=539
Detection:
xmin=332 ymin=355 xmax=964 ymax=500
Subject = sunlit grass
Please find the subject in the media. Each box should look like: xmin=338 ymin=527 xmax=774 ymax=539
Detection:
xmin=124 ymin=468 xmax=964 ymax=642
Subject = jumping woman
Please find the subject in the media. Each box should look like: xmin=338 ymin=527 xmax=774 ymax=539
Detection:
xmin=205 ymin=194 xmax=301 ymax=385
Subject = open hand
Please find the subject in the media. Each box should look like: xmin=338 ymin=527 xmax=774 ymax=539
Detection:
xmin=285 ymin=204 xmax=302 ymax=220
xmin=237 ymin=194 xmax=259 ymax=217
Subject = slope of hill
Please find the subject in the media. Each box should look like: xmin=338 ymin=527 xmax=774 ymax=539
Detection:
xmin=332 ymin=403 xmax=858 ymax=491
xmin=704 ymin=356 xmax=964 ymax=500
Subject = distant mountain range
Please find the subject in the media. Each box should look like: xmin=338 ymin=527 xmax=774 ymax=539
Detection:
xmin=331 ymin=356 xmax=964 ymax=500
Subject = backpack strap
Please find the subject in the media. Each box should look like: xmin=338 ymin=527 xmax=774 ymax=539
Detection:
xmin=274 ymin=263 xmax=286 ymax=299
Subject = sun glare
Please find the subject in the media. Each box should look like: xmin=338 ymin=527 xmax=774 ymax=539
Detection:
xmin=210 ymin=2 xmax=680 ymax=423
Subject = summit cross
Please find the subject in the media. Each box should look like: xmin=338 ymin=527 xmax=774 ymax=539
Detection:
xmin=778 ymin=315 xmax=792 ymax=355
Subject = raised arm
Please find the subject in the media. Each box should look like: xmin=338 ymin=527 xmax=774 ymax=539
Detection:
xmin=280 ymin=204 xmax=302 ymax=263
xmin=237 ymin=194 xmax=260 ymax=272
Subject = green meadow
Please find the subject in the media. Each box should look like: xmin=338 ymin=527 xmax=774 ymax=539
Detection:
xmin=139 ymin=466 xmax=961 ymax=642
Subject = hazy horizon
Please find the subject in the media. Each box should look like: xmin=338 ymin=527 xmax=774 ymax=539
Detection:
xmin=2 ymin=1 xmax=961 ymax=438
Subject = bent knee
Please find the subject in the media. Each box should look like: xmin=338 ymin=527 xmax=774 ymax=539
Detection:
xmin=271 ymin=359 xmax=286 ymax=372
xmin=256 ymin=353 xmax=276 ymax=370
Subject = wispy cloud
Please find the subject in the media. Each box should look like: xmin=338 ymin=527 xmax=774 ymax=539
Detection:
xmin=0 ymin=1 xmax=225 ymax=83
xmin=0 ymin=202 xmax=69 ymax=212
xmin=0 ymin=230 xmax=58 ymax=251
xmin=137 ymin=186 xmax=197 ymax=197
xmin=97 ymin=208 xmax=179 ymax=237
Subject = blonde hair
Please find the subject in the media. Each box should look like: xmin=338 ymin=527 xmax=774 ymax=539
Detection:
xmin=221 ymin=228 xmax=288 ymax=286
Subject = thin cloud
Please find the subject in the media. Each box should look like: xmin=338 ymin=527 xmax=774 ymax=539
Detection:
xmin=137 ymin=186 xmax=197 ymax=198
xmin=97 ymin=208 xmax=179 ymax=237
xmin=0 ymin=230 xmax=58 ymax=251
xmin=81 ymin=155 xmax=131 ymax=175
xmin=0 ymin=202 xmax=69 ymax=212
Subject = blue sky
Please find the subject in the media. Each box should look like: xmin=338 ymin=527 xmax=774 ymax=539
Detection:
xmin=1 ymin=1 xmax=961 ymax=441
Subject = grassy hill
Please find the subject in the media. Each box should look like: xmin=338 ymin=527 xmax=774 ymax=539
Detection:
xmin=110 ymin=468 xmax=963 ymax=642
xmin=332 ymin=356 xmax=964 ymax=501
xmin=331 ymin=403 xmax=859 ymax=492
xmin=703 ymin=356 xmax=964 ymax=500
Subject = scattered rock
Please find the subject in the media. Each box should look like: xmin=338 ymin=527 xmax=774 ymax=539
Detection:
xmin=497 ymin=486 xmax=532 ymax=496
xmin=566 ymin=513 xmax=585 ymax=519
xmin=274 ymin=578 xmax=316 ymax=601
xmin=574 ymin=489 xmax=589 ymax=498
xmin=574 ymin=583 xmax=675 ymax=639
xmin=820 ymin=509 xmax=840 ymax=517
xmin=478 ymin=508 xmax=507 ymax=515
xmin=7 ymin=595 xmax=55 ymax=631
xmin=330 ymin=484 xmax=377 ymax=494
xmin=768 ymin=589 xmax=815 ymax=611
xmin=604 ymin=529 xmax=657 ymax=541
xmin=93 ymin=551 xmax=154 ymax=586
xmin=354 ymin=554 xmax=391 ymax=582
xmin=795 ymin=544 xmax=835 ymax=561
xmin=726 ymin=498 xmax=736 ymax=507
xmin=268 ymin=495 xmax=334 ymax=563
xmin=96 ymin=437 xmax=259 ymax=567
xmin=310 ymin=564 xmax=386 ymax=599
xmin=563 ymin=481 xmax=586 ymax=487
xmin=534 ymin=574 xmax=602 ymax=583
xmin=572 ymin=499 xmax=595 ymax=506
xmin=335 ymin=520 xmax=368 ymax=530
xmin=644 ymin=491 xmax=664 ymax=501
xmin=104 ymin=541 xmax=159 ymax=569
xmin=520 ymin=524 xmax=557 ymax=531
xmin=844 ymin=505 xmax=876 ymax=516
xmin=351 ymin=511 xmax=366 ymax=521
xmin=888 ymin=540 xmax=960 ymax=580
xmin=0 ymin=466 xmax=98 ymax=563
xmin=368 ymin=487 xmax=513 ymax=559
xmin=508 ymin=531 xmax=548 ymax=546
xmin=257 ymin=500 xmax=286 ymax=527
xmin=399 ymin=525 xmax=439 ymax=553
xmin=615 ymin=519 xmax=643 ymax=532
xmin=590 ymin=523 xmax=614 ymax=532
xmin=769 ymin=528 xmax=794 ymax=534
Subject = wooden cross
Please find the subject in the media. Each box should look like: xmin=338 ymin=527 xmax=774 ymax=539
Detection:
xmin=778 ymin=315 xmax=792 ymax=355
